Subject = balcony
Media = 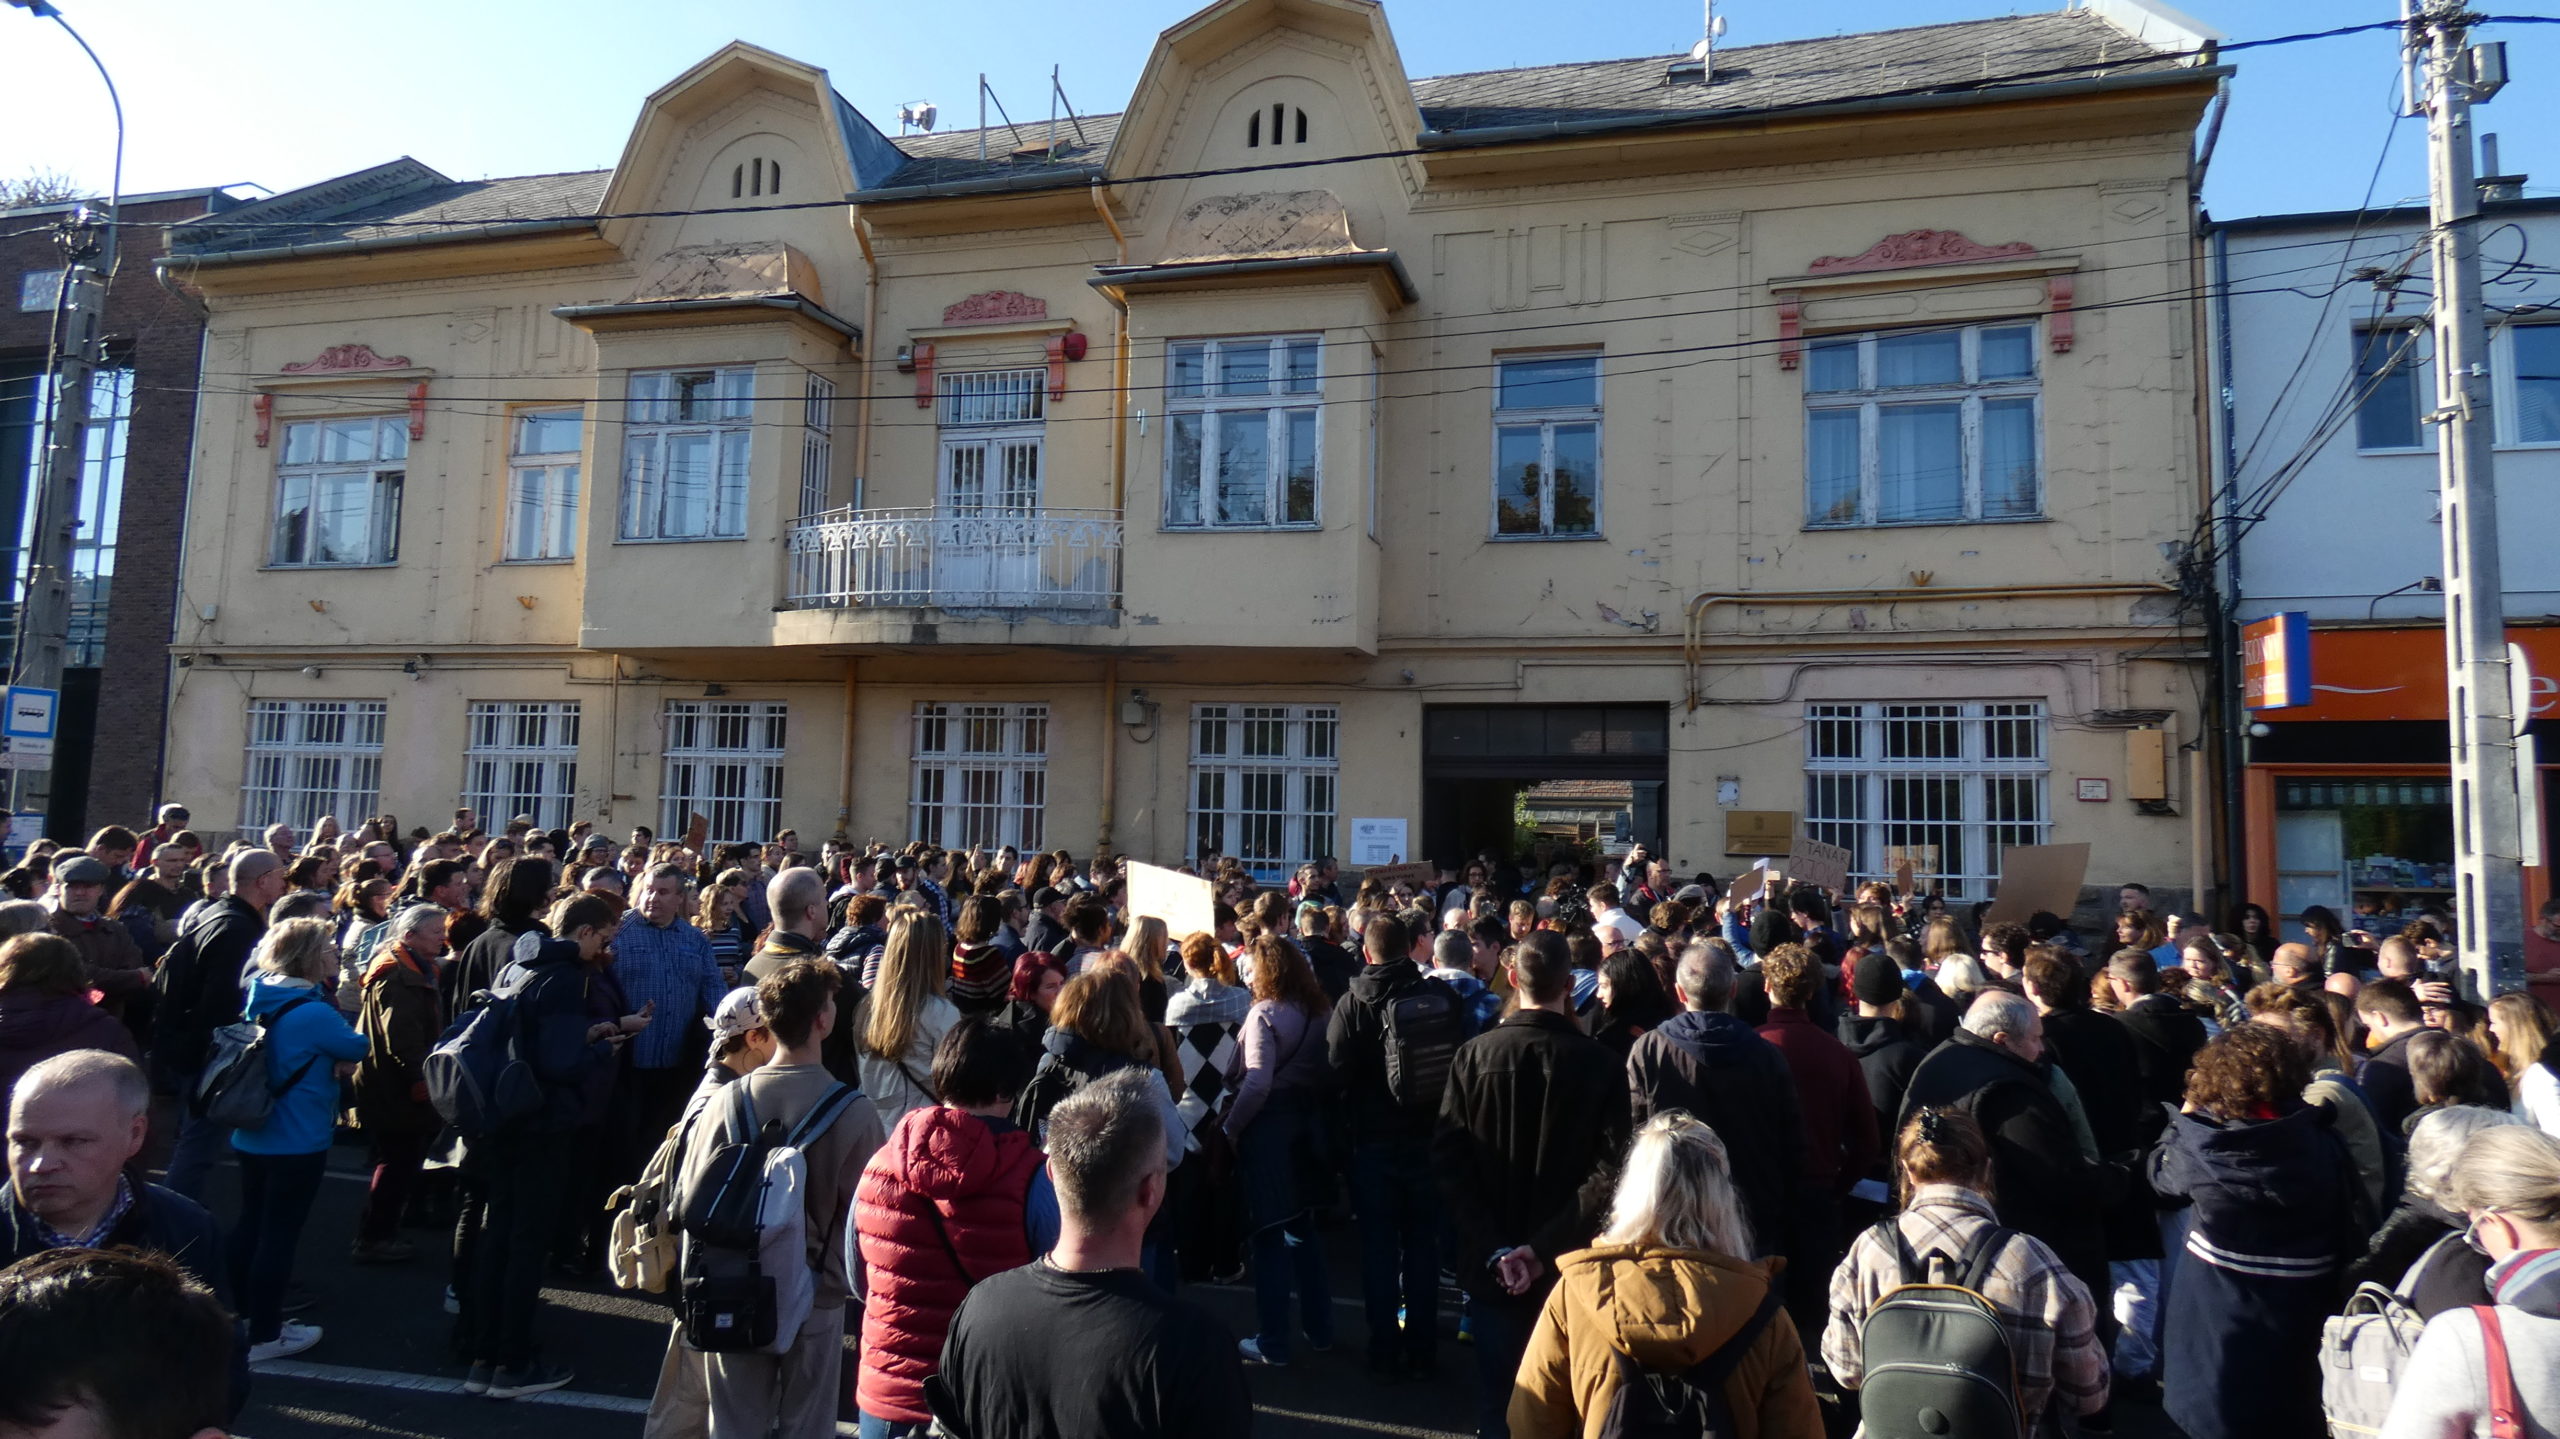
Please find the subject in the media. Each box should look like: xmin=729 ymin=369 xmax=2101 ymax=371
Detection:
xmin=784 ymin=506 xmax=1121 ymax=619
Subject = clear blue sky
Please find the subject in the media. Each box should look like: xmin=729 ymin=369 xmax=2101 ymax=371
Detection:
xmin=3 ymin=0 xmax=2553 ymax=222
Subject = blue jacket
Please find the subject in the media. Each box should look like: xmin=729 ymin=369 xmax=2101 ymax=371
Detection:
xmin=230 ymin=975 xmax=368 ymax=1155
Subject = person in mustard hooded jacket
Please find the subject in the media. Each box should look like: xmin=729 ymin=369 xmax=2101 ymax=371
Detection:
xmin=1508 ymin=1112 xmax=1822 ymax=1439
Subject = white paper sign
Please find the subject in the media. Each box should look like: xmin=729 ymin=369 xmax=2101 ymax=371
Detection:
xmin=1348 ymin=817 xmax=1408 ymax=868
xmin=1125 ymin=861 xmax=1215 ymax=940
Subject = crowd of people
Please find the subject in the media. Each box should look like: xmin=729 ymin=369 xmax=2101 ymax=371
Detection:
xmin=1 ymin=807 xmax=2558 ymax=1439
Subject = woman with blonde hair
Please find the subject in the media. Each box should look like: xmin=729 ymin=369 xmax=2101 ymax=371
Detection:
xmin=1510 ymin=1114 xmax=1822 ymax=1438
xmin=696 ymin=867 xmax=754 ymax=987
xmin=2380 ymin=1125 xmax=2560 ymax=1437
xmin=228 ymin=917 xmax=369 ymax=1362
xmin=2487 ymin=992 xmax=2560 ymax=1133
xmin=859 ymin=910 xmax=960 ymax=1132
xmin=1123 ymin=913 xmax=1172 ymax=1019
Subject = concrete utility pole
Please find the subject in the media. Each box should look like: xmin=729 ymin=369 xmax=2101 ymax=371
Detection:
xmin=11 ymin=213 xmax=109 ymax=815
xmin=2412 ymin=0 xmax=2524 ymax=997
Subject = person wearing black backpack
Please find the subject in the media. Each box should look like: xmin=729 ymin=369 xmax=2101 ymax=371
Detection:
xmin=1509 ymin=1112 xmax=1822 ymax=1439
xmin=1327 ymin=912 xmax=1470 ymax=1380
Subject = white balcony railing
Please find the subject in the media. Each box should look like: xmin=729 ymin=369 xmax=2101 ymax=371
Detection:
xmin=785 ymin=506 xmax=1122 ymax=616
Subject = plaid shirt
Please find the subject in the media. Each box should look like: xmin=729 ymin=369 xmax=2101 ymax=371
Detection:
xmin=610 ymin=911 xmax=725 ymax=1070
xmin=1822 ymin=1184 xmax=2108 ymax=1426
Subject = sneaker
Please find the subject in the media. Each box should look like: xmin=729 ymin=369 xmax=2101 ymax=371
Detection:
xmin=1237 ymin=1337 xmax=1288 ymax=1367
xmin=247 ymin=1322 xmax=323 ymax=1364
xmin=486 ymin=1363 xmax=576 ymax=1401
xmin=350 ymin=1238 xmax=418 ymax=1264
xmin=461 ymin=1363 xmax=494 ymax=1397
xmin=443 ymin=1284 xmax=461 ymax=1316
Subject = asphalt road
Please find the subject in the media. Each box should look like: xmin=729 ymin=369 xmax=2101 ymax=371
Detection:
xmin=193 ymin=1139 xmax=2179 ymax=1439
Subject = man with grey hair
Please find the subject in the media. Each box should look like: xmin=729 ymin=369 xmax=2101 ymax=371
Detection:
xmin=1625 ymin=939 xmax=1807 ymax=1277
xmin=1 ymin=1051 xmax=240 ymax=1377
xmin=1898 ymin=987 xmax=2109 ymax=1333
xmin=937 ymin=1068 xmax=1249 ymax=1439
xmin=157 ymin=848 xmax=290 ymax=1200
xmin=746 ymin=867 xmax=854 ymax=1082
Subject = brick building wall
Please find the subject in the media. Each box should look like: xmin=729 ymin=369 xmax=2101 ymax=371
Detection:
xmin=0 ymin=189 xmax=226 ymax=836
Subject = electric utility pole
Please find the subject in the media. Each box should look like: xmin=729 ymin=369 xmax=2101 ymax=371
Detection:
xmin=11 ymin=211 xmax=109 ymax=817
xmin=2413 ymin=0 xmax=2524 ymax=997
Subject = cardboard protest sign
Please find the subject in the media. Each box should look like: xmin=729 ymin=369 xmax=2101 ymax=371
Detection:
xmin=1127 ymin=861 xmax=1216 ymax=939
xmin=682 ymin=813 xmax=709 ymax=856
xmin=1784 ymin=836 xmax=1853 ymax=896
xmin=1893 ymin=860 xmax=1916 ymax=897
xmin=1359 ymin=861 xmax=1436 ymax=890
xmin=1981 ymin=842 xmax=2092 ymax=926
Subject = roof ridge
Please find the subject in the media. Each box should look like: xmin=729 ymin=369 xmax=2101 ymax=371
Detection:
xmin=1408 ymin=9 xmax=2142 ymax=89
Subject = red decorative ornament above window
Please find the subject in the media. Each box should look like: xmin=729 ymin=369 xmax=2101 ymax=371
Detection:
xmin=941 ymin=291 xmax=1048 ymax=326
xmin=1806 ymin=229 xmax=2038 ymax=276
xmin=279 ymin=342 xmax=414 ymax=374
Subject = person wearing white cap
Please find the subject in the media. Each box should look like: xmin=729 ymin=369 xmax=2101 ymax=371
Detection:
xmin=640 ymin=987 xmax=776 ymax=1439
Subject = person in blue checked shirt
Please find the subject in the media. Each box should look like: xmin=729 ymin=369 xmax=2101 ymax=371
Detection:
xmin=614 ymin=862 xmax=728 ymax=1145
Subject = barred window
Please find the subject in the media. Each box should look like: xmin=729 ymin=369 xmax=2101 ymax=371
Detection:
xmin=1189 ymin=703 xmax=1338 ymax=882
xmin=241 ymin=699 xmax=387 ymax=832
xmin=910 ymin=703 xmax=1047 ymax=851
xmin=661 ymin=700 xmax=786 ymax=845
xmin=1804 ymin=700 xmax=2049 ymax=901
xmin=798 ymin=373 xmax=835 ymax=519
xmin=462 ymin=701 xmax=581 ymax=830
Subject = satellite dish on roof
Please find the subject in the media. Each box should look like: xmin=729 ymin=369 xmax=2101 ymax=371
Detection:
xmin=1689 ymin=6 xmax=1727 ymax=60
xmin=899 ymin=102 xmax=939 ymax=134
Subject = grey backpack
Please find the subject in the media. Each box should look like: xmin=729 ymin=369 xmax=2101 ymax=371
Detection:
xmin=2319 ymin=1234 xmax=2458 ymax=1437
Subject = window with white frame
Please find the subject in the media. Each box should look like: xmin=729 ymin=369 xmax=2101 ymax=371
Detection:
xmin=1805 ymin=322 xmax=2041 ymax=527
xmin=2506 ymin=323 xmax=2559 ymax=445
xmin=2352 ymin=324 xmax=2429 ymax=452
xmin=1165 ymin=335 xmax=1319 ymax=529
xmin=910 ymin=702 xmax=1047 ymax=851
xmin=661 ymin=700 xmax=786 ymax=844
xmin=1803 ymin=701 xmax=2049 ymax=902
xmin=505 ymin=409 xmax=581 ymax=561
xmin=462 ymin=701 xmax=581 ymax=830
xmin=241 ymin=699 xmax=387 ymax=831
xmin=1493 ymin=353 xmax=1602 ymax=538
xmin=938 ymin=369 xmax=1045 ymax=513
xmin=272 ymin=416 xmax=405 ymax=566
xmin=799 ymin=372 xmax=835 ymax=517
xmin=621 ymin=366 xmax=754 ymax=540
xmin=1189 ymin=703 xmax=1337 ymax=881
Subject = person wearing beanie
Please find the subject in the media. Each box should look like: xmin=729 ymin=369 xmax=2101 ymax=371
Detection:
xmin=1837 ymin=943 xmax=1929 ymax=1140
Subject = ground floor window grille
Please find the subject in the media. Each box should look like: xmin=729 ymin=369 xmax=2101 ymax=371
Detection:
xmin=910 ymin=702 xmax=1047 ymax=851
xmin=661 ymin=701 xmax=786 ymax=844
xmin=242 ymin=699 xmax=387 ymax=832
xmin=1804 ymin=700 xmax=2048 ymax=900
xmin=1189 ymin=703 xmax=1338 ymax=881
xmin=463 ymin=701 xmax=581 ymax=831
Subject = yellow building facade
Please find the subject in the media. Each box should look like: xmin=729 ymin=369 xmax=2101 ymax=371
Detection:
xmin=162 ymin=0 xmax=2224 ymax=901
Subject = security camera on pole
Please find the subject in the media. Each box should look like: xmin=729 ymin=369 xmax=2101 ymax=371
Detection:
xmin=2409 ymin=0 xmax=2524 ymax=998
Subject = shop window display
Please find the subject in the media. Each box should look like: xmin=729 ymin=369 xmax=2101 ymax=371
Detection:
xmin=2275 ymin=777 xmax=2455 ymax=937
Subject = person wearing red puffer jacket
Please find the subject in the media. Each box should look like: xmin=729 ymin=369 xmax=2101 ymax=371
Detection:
xmin=852 ymin=1014 xmax=1056 ymax=1438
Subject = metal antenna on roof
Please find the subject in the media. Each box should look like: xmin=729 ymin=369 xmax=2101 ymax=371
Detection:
xmin=898 ymin=102 xmax=938 ymax=134
xmin=976 ymin=75 xmax=1024 ymax=162
xmin=1689 ymin=0 xmax=1728 ymax=75
xmin=1052 ymin=69 xmax=1090 ymax=147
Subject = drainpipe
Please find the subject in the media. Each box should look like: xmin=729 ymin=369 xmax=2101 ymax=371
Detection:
xmin=1091 ymin=183 xmax=1130 ymax=862
xmin=853 ymin=216 xmax=881 ymax=511
xmin=1097 ymin=657 xmax=1119 ymax=859
xmin=1681 ymin=583 xmax=2181 ymax=710
xmin=834 ymin=657 xmax=859 ymax=845
xmin=1090 ymin=182 xmax=1130 ymax=511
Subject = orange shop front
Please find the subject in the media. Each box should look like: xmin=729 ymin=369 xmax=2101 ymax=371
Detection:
xmin=2243 ymin=625 xmax=2558 ymax=969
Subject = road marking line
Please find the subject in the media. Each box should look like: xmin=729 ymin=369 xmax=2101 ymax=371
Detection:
xmin=252 ymin=1359 xmax=646 ymax=1415
xmin=1251 ymin=1403 xmax=1470 ymax=1438
xmin=253 ymin=1360 xmax=867 ymax=1434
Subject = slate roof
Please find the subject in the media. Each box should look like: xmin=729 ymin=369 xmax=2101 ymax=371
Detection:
xmin=172 ymin=8 xmax=2194 ymax=255
xmin=171 ymin=159 xmax=610 ymax=258
xmin=1408 ymin=9 xmax=2184 ymax=133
